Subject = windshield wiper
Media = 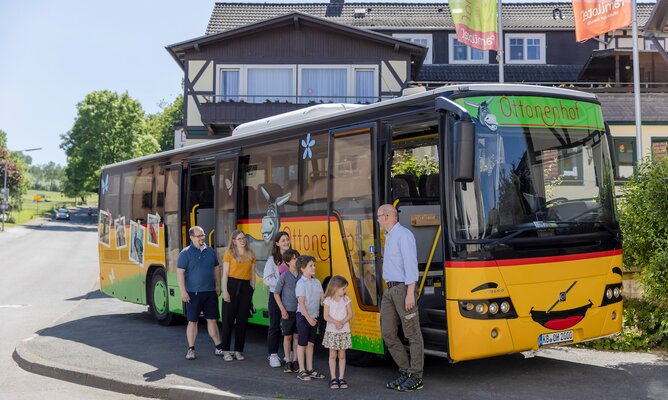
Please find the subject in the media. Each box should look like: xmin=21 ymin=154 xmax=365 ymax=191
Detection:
xmin=481 ymin=221 xmax=617 ymax=251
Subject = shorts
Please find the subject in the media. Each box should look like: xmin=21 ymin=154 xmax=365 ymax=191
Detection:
xmin=322 ymin=331 xmax=352 ymax=350
xmin=280 ymin=311 xmax=297 ymax=336
xmin=184 ymin=291 xmax=219 ymax=322
xmin=296 ymin=312 xmax=318 ymax=346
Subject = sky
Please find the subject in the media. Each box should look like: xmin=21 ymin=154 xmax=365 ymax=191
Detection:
xmin=0 ymin=0 xmax=654 ymax=166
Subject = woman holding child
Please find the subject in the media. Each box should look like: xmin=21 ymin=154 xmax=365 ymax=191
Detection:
xmin=221 ymin=229 xmax=256 ymax=361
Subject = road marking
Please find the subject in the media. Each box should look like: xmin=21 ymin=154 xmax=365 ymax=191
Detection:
xmin=0 ymin=304 xmax=30 ymax=308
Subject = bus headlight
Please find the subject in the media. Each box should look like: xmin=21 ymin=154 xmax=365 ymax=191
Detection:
xmin=601 ymin=284 xmax=623 ymax=306
xmin=459 ymin=297 xmax=517 ymax=319
xmin=500 ymin=301 xmax=510 ymax=314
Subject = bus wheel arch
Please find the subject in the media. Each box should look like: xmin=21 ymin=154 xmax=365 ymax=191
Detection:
xmin=147 ymin=266 xmax=175 ymax=326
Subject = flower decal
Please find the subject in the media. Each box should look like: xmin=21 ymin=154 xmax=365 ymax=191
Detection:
xmin=101 ymin=174 xmax=109 ymax=194
xmin=301 ymin=133 xmax=315 ymax=159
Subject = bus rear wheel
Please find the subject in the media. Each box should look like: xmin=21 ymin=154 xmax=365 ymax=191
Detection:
xmin=149 ymin=268 xmax=174 ymax=326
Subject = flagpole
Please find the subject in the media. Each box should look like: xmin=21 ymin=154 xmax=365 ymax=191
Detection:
xmin=497 ymin=0 xmax=504 ymax=83
xmin=631 ymin=0 xmax=643 ymax=162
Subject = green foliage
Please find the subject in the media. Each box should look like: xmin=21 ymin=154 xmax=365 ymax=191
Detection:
xmin=391 ymin=152 xmax=438 ymax=178
xmin=0 ymin=130 xmax=30 ymax=212
xmin=29 ymin=162 xmax=65 ymax=192
xmin=146 ymin=95 xmax=183 ymax=152
xmin=60 ymin=90 xmax=159 ymax=200
xmin=618 ymin=158 xmax=668 ymax=305
xmin=578 ymin=299 xmax=668 ymax=351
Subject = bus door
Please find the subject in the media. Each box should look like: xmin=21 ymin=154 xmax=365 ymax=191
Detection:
xmin=163 ymin=164 xmax=183 ymax=312
xmin=330 ymin=125 xmax=385 ymax=356
xmin=214 ymin=154 xmax=238 ymax=266
xmin=186 ymin=161 xmax=216 ymax=245
xmin=386 ymin=112 xmax=448 ymax=355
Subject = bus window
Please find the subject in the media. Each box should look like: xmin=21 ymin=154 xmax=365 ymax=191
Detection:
xmin=300 ymin=132 xmax=328 ymax=213
xmin=120 ymin=170 xmax=138 ymax=222
xmin=100 ymin=173 xmax=120 ymax=216
xmin=241 ymin=140 xmax=298 ymax=218
xmin=154 ymin=165 xmax=165 ymax=217
xmin=133 ymin=167 xmax=153 ymax=222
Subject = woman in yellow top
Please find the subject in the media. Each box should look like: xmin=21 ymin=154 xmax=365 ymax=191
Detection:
xmin=221 ymin=229 xmax=256 ymax=361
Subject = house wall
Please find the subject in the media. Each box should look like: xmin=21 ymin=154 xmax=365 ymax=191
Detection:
xmin=181 ymin=23 xmax=413 ymax=131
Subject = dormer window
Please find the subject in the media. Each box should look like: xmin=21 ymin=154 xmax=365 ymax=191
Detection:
xmin=448 ymin=34 xmax=489 ymax=64
xmin=505 ymin=33 xmax=546 ymax=64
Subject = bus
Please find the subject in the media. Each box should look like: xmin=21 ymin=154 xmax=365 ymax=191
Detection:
xmin=97 ymin=84 xmax=622 ymax=363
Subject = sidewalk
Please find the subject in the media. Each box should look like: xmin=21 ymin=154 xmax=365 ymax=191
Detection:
xmin=13 ymin=288 xmax=668 ymax=400
xmin=0 ymin=217 xmax=49 ymax=242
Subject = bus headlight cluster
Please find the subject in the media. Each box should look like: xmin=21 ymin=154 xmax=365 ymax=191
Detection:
xmin=459 ymin=297 xmax=517 ymax=320
xmin=601 ymin=284 xmax=623 ymax=306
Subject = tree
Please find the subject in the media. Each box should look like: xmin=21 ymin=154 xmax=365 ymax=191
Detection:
xmin=146 ymin=95 xmax=183 ymax=152
xmin=0 ymin=129 xmax=30 ymax=213
xmin=619 ymin=158 xmax=668 ymax=305
xmin=60 ymin=91 xmax=159 ymax=201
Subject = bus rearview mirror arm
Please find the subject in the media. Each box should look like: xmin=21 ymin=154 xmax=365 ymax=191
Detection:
xmin=435 ymin=97 xmax=475 ymax=182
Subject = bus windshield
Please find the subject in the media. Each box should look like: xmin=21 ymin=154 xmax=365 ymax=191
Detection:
xmin=452 ymin=124 xmax=618 ymax=252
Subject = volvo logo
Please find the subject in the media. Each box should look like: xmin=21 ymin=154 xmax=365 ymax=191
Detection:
xmin=547 ymin=281 xmax=577 ymax=313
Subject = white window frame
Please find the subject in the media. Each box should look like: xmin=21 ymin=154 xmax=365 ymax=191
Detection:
xmin=216 ymin=65 xmax=242 ymax=103
xmin=297 ymin=64 xmax=378 ymax=103
xmin=505 ymin=33 xmax=546 ymax=64
xmin=392 ymin=33 xmax=433 ymax=64
xmin=645 ymin=38 xmax=665 ymax=51
xmin=448 ymin=34 xmax=489 ymax=64
xmin=216 ymin=64 xmax=297 ymax=103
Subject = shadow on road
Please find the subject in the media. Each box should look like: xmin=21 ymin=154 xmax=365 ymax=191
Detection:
xmin=29 ymin=292 xmax=664 ymax=400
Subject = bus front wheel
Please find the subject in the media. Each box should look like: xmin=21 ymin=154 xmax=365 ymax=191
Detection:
xmin=149 ymin=269 xmax=174 ymax=326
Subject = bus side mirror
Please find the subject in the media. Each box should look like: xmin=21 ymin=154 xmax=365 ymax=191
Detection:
xmin=454 ymin=119 xmax=475 ymax=182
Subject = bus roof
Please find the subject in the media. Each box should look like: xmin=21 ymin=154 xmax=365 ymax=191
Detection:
xmin=101 ymin=84 xmax=599 ymax=170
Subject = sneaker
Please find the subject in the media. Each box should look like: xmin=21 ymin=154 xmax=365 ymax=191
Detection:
xmin=223 ymin=351 xmax=233 ymax=362
xmin=268 ymin=353 xmax=281 ymax=368
xmin=385 ymin=372 xmax=409 ymax=389
xmin=397 ymin=375 xmax=423 ymax=392
xmin=234 ymin=351 xmax=245 ymax=361
xmin=185 ymin=348 xmax=196 ymax=360
xmin=283 ymin=361 xmax=295 ymax=373
xmin=297 ymin=370 xmax=311 ymax=381
xmin=214 ymin=348 xmax=224 ymax=356
xmin=308 ymin=369 xmax=325 ymax=379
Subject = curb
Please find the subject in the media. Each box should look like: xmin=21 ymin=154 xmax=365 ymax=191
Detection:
xmin=13 ymin=335 xmax=247 ymax=400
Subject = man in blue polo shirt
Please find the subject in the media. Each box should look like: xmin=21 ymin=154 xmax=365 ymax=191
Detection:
xmin=177 ymin=226 xmax=224 ymax=360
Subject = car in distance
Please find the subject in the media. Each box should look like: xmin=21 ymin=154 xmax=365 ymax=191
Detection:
xmin=54 ymin=208 xmax=70 ymax=220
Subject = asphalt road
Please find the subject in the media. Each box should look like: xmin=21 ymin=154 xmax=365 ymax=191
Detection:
xmin=2 ymin=208 xmax=667 ymax=400
xmin=0 ymin=207 xmax=150 ymax=400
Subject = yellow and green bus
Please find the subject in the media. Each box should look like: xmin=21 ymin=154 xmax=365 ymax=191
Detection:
xmin=98 ymin=84 xmax=622 ymax=363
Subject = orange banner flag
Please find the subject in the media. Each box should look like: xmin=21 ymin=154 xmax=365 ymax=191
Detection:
xmin=572 ymin=0 xmax=632 ymax=42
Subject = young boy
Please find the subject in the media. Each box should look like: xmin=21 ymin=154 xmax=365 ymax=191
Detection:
xmin=294 ymin=255 xmax=325 ymax=381
xmin=274 ymin=249 xmax=301 ymax=373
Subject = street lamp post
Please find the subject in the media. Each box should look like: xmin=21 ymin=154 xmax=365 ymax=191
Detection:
xmin=1 ymin=147 xmax=41 ymax=232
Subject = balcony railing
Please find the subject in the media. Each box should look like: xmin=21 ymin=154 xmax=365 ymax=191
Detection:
xmin=203 ymin=94 xmax=382 ymax=105
xmin=416 ymin=81 xmax=668 ymax=93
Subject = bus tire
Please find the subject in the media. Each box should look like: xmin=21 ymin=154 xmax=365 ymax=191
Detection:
xmin=346 ymin=349 xmax=375 ymax=367
xmin=149 ymin=268 xmax=174 ymax=326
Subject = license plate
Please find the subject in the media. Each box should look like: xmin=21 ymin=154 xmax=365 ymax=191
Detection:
xmin=539 ymin=330 xmax=573 ymax=347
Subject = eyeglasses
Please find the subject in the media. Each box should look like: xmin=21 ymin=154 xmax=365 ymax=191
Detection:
xmin=235 ymin=237 xmax=247 ymax=241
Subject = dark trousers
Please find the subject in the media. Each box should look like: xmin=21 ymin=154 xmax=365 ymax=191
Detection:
xmin=221 ymin=278 xmax=253 ymax=352
xmin=267 ymin=292 xmax=281 ymax=354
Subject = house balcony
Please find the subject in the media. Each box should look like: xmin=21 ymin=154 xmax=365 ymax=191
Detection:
xmin=199 ymin=95 xmax=380 ymax=134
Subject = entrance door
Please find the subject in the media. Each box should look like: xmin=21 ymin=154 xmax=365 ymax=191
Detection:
xmin=214 ymin=155 xmax=238 ymax=258
xmin=163 ymin=165 xmax=183 ymax=300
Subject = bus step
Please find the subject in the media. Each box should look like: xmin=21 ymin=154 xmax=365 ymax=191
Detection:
xmin=421 ymin=323 xmax=448 ymax=345
xmin=425 ymin=308 xmax=447 ymax=325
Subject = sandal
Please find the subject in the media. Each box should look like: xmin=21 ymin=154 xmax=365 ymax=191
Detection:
xmin=338 ymin=378 xmax=348 ymax=389
xmin=329 ymin=378 xmax=339 ymax=389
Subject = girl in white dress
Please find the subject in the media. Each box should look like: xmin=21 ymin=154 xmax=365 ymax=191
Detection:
xmin=322 ymin=275 xmax=353 ymax=389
